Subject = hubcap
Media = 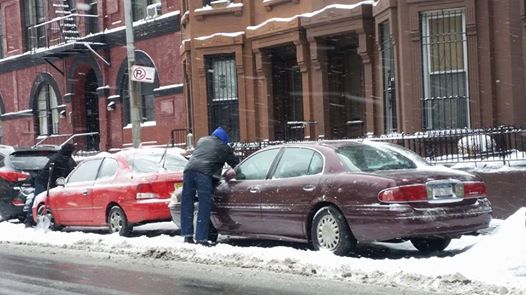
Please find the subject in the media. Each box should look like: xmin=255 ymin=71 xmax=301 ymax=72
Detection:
xmin=109 ymin=211 xmax=122 ymax=232
xmin=316 ymin=214 xmax=340 ymax=250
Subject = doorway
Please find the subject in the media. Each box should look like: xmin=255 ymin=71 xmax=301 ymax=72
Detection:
xmin=270 ymin=45 xmax=303 ymax=141
xmin=326 ymin=36 xmax=364 ymax=139
xmin=85 ymin=69 xmax=100 ymax=150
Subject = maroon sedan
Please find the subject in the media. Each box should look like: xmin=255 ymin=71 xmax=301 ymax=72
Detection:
xmin=171 ymin=141 xmax=492 ymax=255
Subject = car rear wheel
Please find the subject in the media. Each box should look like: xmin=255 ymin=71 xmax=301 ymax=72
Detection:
xmin=36 ymin=204 xmax=63 ymax=231
xmin=410 ymin=237 xmax=451 ymax=252
xmin=108 ymin=206 xmax=132 ymax=237
xmin=310 ymin=206 xmax=356 ymax=255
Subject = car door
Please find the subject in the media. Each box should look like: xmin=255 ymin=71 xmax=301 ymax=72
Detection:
xmin=213 ymin=148 xmax=280 ymax=234
xmin=259 ymin=147 xmax=323 ymax=239
xmin=50 ymin=158 xmax=102 ymax=225
xmin=90 ymin=157 xmax=120 ymax=225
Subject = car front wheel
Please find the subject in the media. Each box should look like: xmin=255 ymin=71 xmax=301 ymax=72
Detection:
xmin=310 ymin=206 xmax=356 ymax=255
xmin=410 ymin=237 xmax=451 ymax=252
xmin=108 ymin=206 xmax=132 ymax=236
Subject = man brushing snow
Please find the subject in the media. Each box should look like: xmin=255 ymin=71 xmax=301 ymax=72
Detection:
xmin=180 ymin=127 xmax=239 ymax=246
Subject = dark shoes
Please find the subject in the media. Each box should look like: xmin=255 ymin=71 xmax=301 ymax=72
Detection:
xmin=24 ymin=217 xmax=35 ymax=228
xmin=183 ymin=236 xmax=216 ymax=247
xmin=196 ymin=240 xmax=216 ymax=247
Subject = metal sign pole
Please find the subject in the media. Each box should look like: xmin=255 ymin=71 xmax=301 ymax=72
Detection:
xmin=123 ymin=0 xmax=142 ymax=148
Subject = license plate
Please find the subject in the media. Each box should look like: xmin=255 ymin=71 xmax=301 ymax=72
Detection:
xmin=432 ymin=184 xmax=454 ymax=198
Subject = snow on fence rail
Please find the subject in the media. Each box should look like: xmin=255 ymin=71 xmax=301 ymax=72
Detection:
xmin=227 ymin=126 xmax=526 ymax=167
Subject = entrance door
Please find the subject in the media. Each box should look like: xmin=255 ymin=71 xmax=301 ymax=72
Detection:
xmin=85 ymin=69 xmax=100 ymax=150
xmin=271 ymin=45 xmax=303 ymax=141
xmin=327 ymin=38 xmax=364 ymax=139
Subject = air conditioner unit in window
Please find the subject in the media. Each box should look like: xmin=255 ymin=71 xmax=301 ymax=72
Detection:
xmin=146 ymin=3 xmax=161 ymax=18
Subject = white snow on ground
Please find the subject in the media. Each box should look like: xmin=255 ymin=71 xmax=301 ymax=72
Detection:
xmin=0 ymin=209 xmax=524 ymax=294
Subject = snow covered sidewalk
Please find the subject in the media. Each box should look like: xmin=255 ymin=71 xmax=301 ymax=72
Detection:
xmin=0 ymin=208 xmax=524 ymax=295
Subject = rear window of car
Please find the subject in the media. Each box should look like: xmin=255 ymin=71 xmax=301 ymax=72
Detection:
xmin=126 ymin=149 xmax=187 ymax=174
xmin=336 ymin=144 xmax=417 ymax=172
xmin=8 ymin=152 xmax=55 ymax=170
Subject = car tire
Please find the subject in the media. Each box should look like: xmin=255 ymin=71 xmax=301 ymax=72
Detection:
xmin=108 ymin=206 xmax=132 ymax=237
xmin=36 ymin=204 xmax=63 ymax=231
xmin=410 ymin=237 xmax=451 ymax=253
xmin=310 ymin=206 xmax=356 ymax=255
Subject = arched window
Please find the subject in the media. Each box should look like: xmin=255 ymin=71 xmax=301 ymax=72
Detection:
xmin=118 ymin=51 xmax=159 ymax=126
xmin=35 ymin=83 xmax=59 ymax=135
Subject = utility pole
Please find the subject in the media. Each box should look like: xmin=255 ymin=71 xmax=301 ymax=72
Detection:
xmin=123 ymin=0 xmax=142 ymax=148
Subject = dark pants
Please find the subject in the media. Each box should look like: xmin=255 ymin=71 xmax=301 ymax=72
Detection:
xmin=25 ymin=178 xmax=46 ymax=224
xmin=180 ymin=170 xmax=214 ymax=242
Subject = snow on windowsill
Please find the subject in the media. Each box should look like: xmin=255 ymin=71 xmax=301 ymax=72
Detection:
xmin=153 ymin=84 xmax=183 ymax=91
xmin=194 ymin=2 xmax=243 ymax=19
xmin=124 ymin=121 xmax=157 ymax=129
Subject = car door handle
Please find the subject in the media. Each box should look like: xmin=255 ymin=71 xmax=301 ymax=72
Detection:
xmin=82 ymin=190 xmax=89 ymax=196
xmin=303 ymin=185 xmax=316 ymax=192
xmin=249 ymin=187 xmax=260 ymax=193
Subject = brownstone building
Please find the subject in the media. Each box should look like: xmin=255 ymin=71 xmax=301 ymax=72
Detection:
xmin=181 ymin=0 xmax=526 ymax=142
xmin=0 ymin=0 xmax=186 ymax=150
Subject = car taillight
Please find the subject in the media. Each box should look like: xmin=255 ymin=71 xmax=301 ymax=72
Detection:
xmin=0 ymin=171 xmax=30 ymax=182
xmin=11 ymin=198 xmax=25 ymax=206
xmin=463 ymin=181 xmax=487 ymax=198
xmin=136 ymin=181 xmax=175 ymax=199
xmin=136 ymin=183 xmax=160 ymax=199
xmin=378 ymin=184 xmax=427 ymax=203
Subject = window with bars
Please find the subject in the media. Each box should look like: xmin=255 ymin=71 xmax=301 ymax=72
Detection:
xmin=421 ymin=9 xmax=469 ymax=130
xmin=380 ymin=21 xmax=397 ymax=133
xmin=205 ymin=54 xmax=240 ymax=142
xmin=36 ymin=84 xmax=60 ymax=135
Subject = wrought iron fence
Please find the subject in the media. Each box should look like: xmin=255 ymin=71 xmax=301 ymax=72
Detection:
xmin=228 ymin=126 xmax=526 ymax=166
xmin=367 ymin=126 xmax=526 ymax=166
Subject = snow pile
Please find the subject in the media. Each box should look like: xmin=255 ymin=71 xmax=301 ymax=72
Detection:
xmin=0 ymin=209 xmax=525 ymax=294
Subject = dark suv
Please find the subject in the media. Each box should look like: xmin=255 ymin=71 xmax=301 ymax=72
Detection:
xmin=0 ymin=145 xmax=60 ymax=222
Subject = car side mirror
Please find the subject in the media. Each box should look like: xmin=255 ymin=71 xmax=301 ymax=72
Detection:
xmin=56 ymin=177 xmax=66 ymax=187
xmin=223 ymin=168 xmax=237 ymax=182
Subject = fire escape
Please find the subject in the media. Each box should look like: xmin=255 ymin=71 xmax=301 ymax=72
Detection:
xmin=29 ymin=0 xmax=109 ymax=74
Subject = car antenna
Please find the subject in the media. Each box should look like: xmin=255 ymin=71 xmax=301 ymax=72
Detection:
xmin=159 ymin=140 xmax=170 ymax=170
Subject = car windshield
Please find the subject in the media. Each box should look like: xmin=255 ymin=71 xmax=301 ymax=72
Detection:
xmin=336 ymin=143 xmax=418 ymax=172
xmin=125 ymin=149 xmax=187 ymax=174
xmin=7 ymin=152 xmax=54 ymax=170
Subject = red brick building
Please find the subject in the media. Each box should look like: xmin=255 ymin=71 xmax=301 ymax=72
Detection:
xmin=181 ymin=0 xmax=526 ymax=142
xmin=0 ymin=0 xmax=185 ymax=150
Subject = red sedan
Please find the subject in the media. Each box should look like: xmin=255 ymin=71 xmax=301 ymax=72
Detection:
xmin=171 ymin=141 xmax=492 ymax=255
xmin=33 ymin=147 xmax=187 ymax=236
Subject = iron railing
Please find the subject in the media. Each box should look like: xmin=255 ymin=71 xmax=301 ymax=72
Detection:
xmin=28 ymin=13 xmax=97 ymax=51
xmin=34 ymin=132 xmax=100 ymax=152
xmin=229 ymin=126 xmax=526 ymax=166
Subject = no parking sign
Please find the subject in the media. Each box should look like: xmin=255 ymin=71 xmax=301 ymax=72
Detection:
xmin=131 ymin=65 xmax=156 ymax=83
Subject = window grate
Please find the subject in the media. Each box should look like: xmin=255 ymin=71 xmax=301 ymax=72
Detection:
xmin=421 ymin=9 xmax=470 ymax=131
xmin=205 ymin=54 xmax=240 ymax=142
xmin=380 ymin=22 xmax=397 ymax=133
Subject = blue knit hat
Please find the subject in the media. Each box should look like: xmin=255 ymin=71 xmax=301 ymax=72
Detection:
xmin=211 ymin=127 xmax=229 ymax=144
